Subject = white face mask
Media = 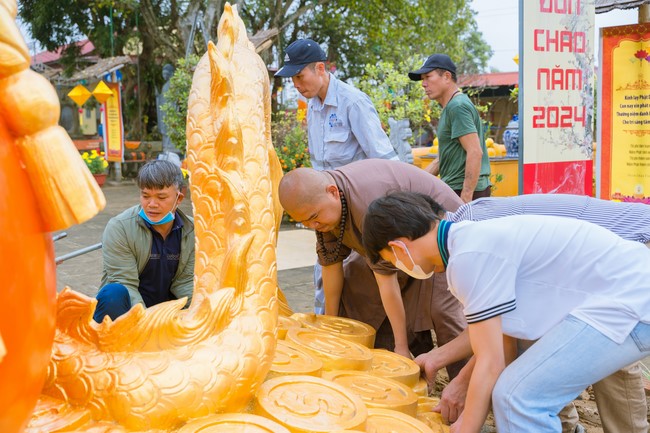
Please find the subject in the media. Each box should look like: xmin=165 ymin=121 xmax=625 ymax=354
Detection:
xmin=391 ymin=241 xmax=434 ymax=280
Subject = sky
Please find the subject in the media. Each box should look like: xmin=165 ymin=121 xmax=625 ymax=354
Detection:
xmin=471 ymin=0 xmax=639 ymax=72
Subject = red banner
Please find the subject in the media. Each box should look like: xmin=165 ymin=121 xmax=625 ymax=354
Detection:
xmin=523 ymin=160 xmax=593 ymax=194
xmin=520 ymin=0 xmax=595 ymax=195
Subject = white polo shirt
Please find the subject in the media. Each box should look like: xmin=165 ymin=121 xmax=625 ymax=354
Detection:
xmin=446 ymin=215 xmax=650 ymax=344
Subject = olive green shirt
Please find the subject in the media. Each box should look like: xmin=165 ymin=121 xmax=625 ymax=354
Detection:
xmin=437 ymin=93 xmax=491 ymax=191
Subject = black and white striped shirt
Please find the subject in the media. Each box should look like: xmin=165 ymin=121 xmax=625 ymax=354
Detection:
xmin=446 ymin=194 xmax=650 ymax=244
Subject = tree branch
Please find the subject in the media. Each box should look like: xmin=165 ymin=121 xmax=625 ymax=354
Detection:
xmin=280 ymin=0 xmax=331 ymax=31
xmin=176 ymin=0 xmax=202 ymax=49
xmin=140 ymin=0 xmax=184 ymax=58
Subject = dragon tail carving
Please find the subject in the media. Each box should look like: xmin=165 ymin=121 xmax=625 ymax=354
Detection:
xmin=39 ymin=4 xmax=280 ymax=430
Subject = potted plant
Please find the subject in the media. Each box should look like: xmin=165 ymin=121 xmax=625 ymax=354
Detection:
xmin=82 ymin=150 xmax=109 ymax=187
xmin=271 ymin=110 xmax=310 ymax=173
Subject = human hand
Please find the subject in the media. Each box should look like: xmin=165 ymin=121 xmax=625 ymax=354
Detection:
xmin=449 ymin=412 xmax=464 ymax=433
xmin=393 ymin=343 xmax=413 ymax=360
xmin=414 ymin=352 xmax=440 ymax=393
xmin=433 ymin=375 xmax=468 ymax=423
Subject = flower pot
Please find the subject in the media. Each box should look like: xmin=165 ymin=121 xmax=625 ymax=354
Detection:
xmin=93 ymin=173 xmax=107 ymax=187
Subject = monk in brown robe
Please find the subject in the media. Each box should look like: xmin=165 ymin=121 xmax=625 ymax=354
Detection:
xmin=279 ymin=159 xmax=467 ymax=377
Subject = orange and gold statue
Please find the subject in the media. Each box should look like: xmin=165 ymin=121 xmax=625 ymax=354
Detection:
xmin=2 ymin=0 xmax=450 ymax=431
xmin=0 ymin=0 xmax=105 ymax=431
xmin=31 ymin=3 xmax=282 ymax=432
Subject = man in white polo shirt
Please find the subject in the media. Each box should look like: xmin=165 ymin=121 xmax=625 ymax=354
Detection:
xmin=362 ymin=192 xmax=650 ymax=433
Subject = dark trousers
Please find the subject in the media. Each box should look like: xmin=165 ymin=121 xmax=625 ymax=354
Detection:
xmin=93 ymin=283 xmax=132 ymax=323
xmin=453 ymin=185 xmax=492 ymax=200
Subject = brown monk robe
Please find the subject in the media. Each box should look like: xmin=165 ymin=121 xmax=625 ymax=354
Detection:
xmin=279 ymin=159 xmax=468 ymax=379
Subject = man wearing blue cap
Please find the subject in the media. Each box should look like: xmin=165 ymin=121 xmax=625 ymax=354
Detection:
xmin=276 ymin=39 xmax=399 ymax=315
xmin=276 ymin=38 xmax=398 ymax=170
xmin=409 ymin=54 xmax=491 ymax=203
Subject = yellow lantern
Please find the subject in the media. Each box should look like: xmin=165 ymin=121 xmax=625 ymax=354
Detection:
xmin=67 ymin=84 xmax=91 ymax=107
xmin=91 ymin=80 xmax=113 ymax=104
xmin=513 ymin=54 xmax=519 ymax=66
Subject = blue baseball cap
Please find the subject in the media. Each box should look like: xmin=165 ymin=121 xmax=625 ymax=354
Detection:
xmin=408 ymin=54 xmax=457 ymax=81
xmin=275 ymin=39 xmax=327 ymax=77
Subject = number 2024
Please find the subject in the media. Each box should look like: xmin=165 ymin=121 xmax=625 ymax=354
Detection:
xmin=532 ymin=105 xmax=586 ymax=128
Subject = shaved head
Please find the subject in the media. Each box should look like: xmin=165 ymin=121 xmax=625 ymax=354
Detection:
xmin=279 ymin=168 xmax=332 ymax=212
xmin=279 ymin=167 xmax=343 ymax=232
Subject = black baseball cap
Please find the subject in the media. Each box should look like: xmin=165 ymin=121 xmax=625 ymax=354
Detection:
xmin=275 ymin=39 xmax=327 ymax=77
xmin=408 ymin=54 xmax=457 ymax=81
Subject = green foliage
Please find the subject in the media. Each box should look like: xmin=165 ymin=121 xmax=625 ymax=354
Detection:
xmin=21 ymin=0 xmax=493 ymax=83
xmin=509 ymin=86 xmax=519 ymax=103
xmin=464 ymin=86 xmax=491 ymax=117
xmin=307 ymin=0 xmax=492 ymax=79
xmin=357 ymin=57 xmax=440 ymax=138
xmin=21 ymin=0 xmax=493 ymax=141
xmin=490 ymin=172 xmax=504 ymax=193
xmin=159 ymin=55 xmax=199 ymax=153
xmin=592 ymin=75 xmax=598 ymax=135
xmin=272 ymin=111 xmax=310 ymax=173
xmin=19 ymin=0 xmax=138 ymax=56
xmin=19 ymin=0 xmax=194 ymax=140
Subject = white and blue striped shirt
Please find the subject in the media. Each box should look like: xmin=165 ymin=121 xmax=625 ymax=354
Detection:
xmin=446 ymin=194 xmax=650 ymax=244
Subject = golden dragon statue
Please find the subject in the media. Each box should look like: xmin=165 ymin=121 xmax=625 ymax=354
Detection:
xmin=2 ymin=1 xmax=449 ymax=431
xmin=30 ymin=4 xmax=282 ymax=432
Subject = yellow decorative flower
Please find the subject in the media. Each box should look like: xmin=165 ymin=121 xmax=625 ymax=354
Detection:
xmin=296 ymin=108 xmax=306 ymax=122
xmin=272 ymin=110 xmax=310 ymax=173
xmin=81 ymin=149 xmax=108 ymax=174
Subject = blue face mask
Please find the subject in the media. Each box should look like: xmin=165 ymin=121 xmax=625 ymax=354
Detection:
xmin=139 ymin=193 xmax=179 ymax=225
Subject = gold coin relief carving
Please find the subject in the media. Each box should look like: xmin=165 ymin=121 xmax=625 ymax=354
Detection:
xmin=323 ymin=371 xmax=419 ymax=416
xmin=255 ymin=376 xmax=367 ymax=432
xmin=366 ymin=408 xmax=436 ymax=433
xmin=369 ymin=349 xmax=421 ymax=387
xmin=291 ymin=313 xmax=376 ymax=348
xmin=177 ymin=413 xmax=291 ymax=433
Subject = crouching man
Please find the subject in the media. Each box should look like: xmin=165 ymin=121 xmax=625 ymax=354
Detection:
xmin=94 ymin=160 xmax=194 ymax=322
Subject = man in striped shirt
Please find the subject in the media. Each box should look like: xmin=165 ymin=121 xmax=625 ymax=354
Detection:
xmin=448 ymin=194 xmax=650 ymax=245
xmin=423 ymin=194 xmax=649 ymax=433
